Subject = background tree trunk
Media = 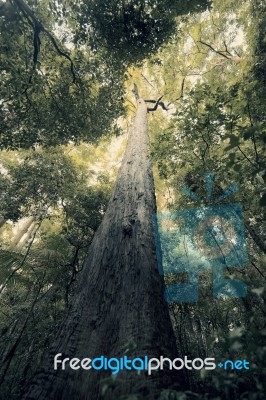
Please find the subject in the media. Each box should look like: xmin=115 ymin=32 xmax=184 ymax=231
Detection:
xmin=0 ymin=216 xmax=5 ymax=228
xmin=18 ymin=220 xmax=36 ymax=248
xmin=12 ymin=217 xmax=35 ymax=246
xmin=23 ymin=99 xmax=182 ymax=400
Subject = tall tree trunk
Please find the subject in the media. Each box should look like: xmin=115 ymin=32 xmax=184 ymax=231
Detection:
xmin=23 ymin=99 xmax=182 ymax=400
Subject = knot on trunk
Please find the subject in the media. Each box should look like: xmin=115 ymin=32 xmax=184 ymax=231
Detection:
xmin=122 ymin=222 xmax=133 ymax=237
xmin=122 ymin=217 xmax=136 ymax=237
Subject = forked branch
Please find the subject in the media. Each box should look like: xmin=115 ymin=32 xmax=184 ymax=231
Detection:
xmin=12 ymin=0 xmax=76 ymax=82
xmin=145 ymin=96 xmax=170 ymax=112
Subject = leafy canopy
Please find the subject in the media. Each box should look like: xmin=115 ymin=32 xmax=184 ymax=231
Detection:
xmin=75 ymin=0 xmax=211 ymax=63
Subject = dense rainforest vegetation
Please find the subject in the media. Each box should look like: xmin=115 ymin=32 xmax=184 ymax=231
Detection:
xmin=0 ymin=0 xmax=265 ymax=399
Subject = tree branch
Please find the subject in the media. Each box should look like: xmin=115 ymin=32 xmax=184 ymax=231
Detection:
xmin=12 ymin=0 xmax=76 ymax=83
xmin=132 ymin=83 xmax=139 ymax=100
xmin=237 ymin=145 xmax=256 ymax=167
xmin=141 ymin=73 xmax=155 ymax=89
xmin=198 ymin=40 xmax=231 ymax=59
xmin=145 ymin=96 xmax=170 ymax=112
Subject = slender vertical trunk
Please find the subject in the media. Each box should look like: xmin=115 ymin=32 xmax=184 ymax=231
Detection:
xmin=23 ymin=99 xmax=182 ymax=400
xmin=0 ymin=216 xmax=5 ymax=228
xmin=12 ymin=217 xmax=34 ymax=246
xmin=18 ymin=221 xmax=36 ymax=247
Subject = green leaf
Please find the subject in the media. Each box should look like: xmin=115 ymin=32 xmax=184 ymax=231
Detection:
xmin=233 ymin=164 xmax=242 ymax=171
xmin=224 ymin=135 xmax=240 ymax=151
xmin=243 ymin=126 xmax=257 ymax=140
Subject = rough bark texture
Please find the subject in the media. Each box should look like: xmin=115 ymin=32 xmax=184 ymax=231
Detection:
xmin=23 ymin=99 xmax=182 ymax=400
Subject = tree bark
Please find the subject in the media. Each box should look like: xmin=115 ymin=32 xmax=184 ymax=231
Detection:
xmin=23 ymin=99 xmax=182 ymax=400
